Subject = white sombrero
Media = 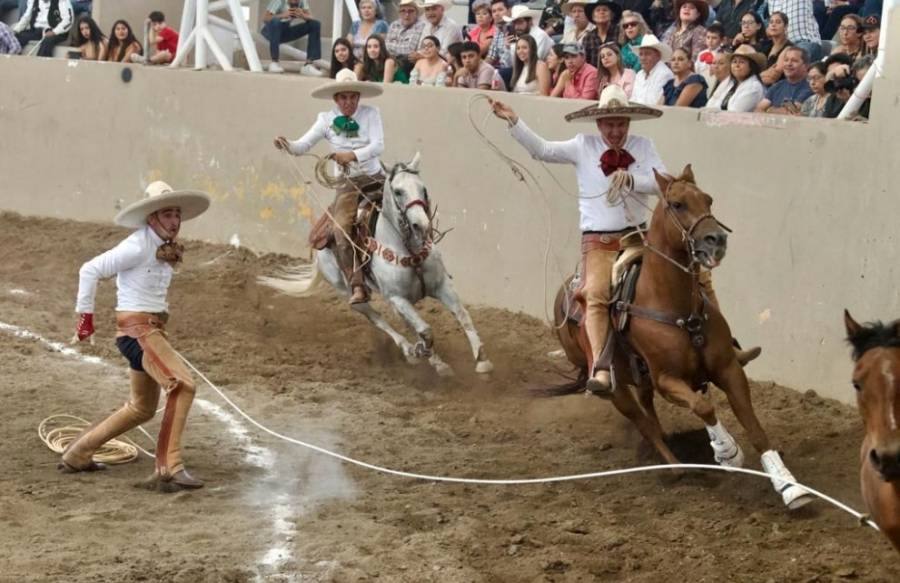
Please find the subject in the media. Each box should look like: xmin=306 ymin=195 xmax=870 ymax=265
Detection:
xmin=561 ymin=0 xmax=591 ymax=16
xmin=310 ymin=69 xmax=384 ymax=100
xmin=565 ymin=85 xmax=663 ymax=123
xmin=115 ymin=181 xmax=211 ymax=228
xmin=635 ymin=34 xmax=672 ymax=62
xmin=416 ymin=0 xmax=452 ymax=8
xmin=396 ymin=0 xmax=422 ymax=11
xmin=503 ymin=4 xmax=542 ymax=22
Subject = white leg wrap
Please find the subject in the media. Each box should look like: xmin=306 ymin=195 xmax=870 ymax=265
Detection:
xmin=706 ymin=421 xmax=744 ymax=468
xmin=760 ymin=450 xmax=814 ymax=510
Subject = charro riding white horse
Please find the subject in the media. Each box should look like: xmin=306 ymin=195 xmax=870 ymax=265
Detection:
xmin=260 ymin=153 xmax=494 ymax=377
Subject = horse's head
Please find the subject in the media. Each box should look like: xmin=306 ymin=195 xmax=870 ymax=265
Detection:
xmin=653 ymin=165 xmax=729 ymax=270
xmin=385 ymin=152 xmax=431 ymax=253
xmin=845 ymin=310 xmax=900 ymax=482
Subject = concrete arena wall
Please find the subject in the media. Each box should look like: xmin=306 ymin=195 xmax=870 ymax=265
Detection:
xmin=2 ymin=12 xmax=899 ymax=403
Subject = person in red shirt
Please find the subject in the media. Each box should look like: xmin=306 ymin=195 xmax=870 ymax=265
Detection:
xmin=143 ymin=10 xmax=178 ymax=65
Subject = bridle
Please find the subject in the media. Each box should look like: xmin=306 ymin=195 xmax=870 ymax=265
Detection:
xmin=387 ymin=163 xmax=432 ymax=253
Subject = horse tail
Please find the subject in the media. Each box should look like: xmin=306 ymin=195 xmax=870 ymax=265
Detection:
xmin=257 ymin=255 xmax=328 ymax=298
xmin=530 ymin=367 xmax=589 ymax=398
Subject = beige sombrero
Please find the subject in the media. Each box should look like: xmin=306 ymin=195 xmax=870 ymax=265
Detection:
xmin=565 ymin=85 xmax=663 ymax=123
xmin=115 ymin=181 xmax=211 ymax=228
xmin=416 ymin=0 xmax=452 ymax=8
xmin=635 ymin=33 xmax=672 ymax=62
xmin=396 ymin=0 xmax=421 ymax=10
xmin=310 ymin=69 xmax=383 ymax=100
xmin=725 ymin=43 xmax=766 ymax=70
xmin=503 ymin=4 xmax=542 ymax=22
xmin=561 ymin=0 xmax=591 ymax=16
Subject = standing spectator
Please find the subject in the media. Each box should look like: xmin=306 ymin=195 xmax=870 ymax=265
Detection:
xmin=598 ymin=43 xmax=636 ymax=97
xmin=860 ymin=14 xmax=879 ymax=56
xmin=348 ymin=0 xmax=387 ymax=60
xmin=768 ymin=0 xmax=821 ymax=61
xmin=386 ymin=0 xmax=426 ymax=73
xmin=731 ymin=11 xmax=770 ymax=53
xmin=355 ymin=34 xmax=408 ymax=83
xmin=759 ymin=11 xmax=792 ymax=86
xmin=468 ymin=0 xmax=495 ymax=56
xmin=800 ymin=61 xmax=828 ymax=117
xmin=329 ymin=38 xmax=358 ymax=78
xmin=68 ymin=14 xmax=105 ymax=60
xmin=546 ymin=43 xmax=566 ymax=86
xmin=561 ymin=1 xmax=595 ymax=44
xmin=618 ymin=10 xmax=649 ymax=71
xmin=631 ymin=34 xmax=674 ymax=105
xmin=830 ymin=14 xmax=864 ymax=60
xmin=706 ymin=51 xmax=733 ymax=97
xmin=662 ymin=0 xmax=708 ymax=59
xmin=755 ymin=46 xmax=811 ymax=112
xmin=410 ymin=35 xmax=450 ymax=85
xmin=418 ymin=0 xmax=463 ymax=60
xmin=13 ymin=0 xmax=73 ymax=58
xmin=105 ymin=19 xmax=142 ymax=63
xmin=454 ymin=40 xmax=498 ymax=88
xmin=714 ymin=0 xmax=760 ymax=40
xmin=503 ymin=5 xmax=553 ymax=61
xmin=510 ymin=35 xmax=551 ymax=95
xmin=694 ymin=21 xmax=724 ymax=80
xmin=583 ymin=0 xmax=622 ymax=67
xmin=551 ymin=42 xmax=600 ymax=100
xmin=131 ymin=11 xmax=177 ymax=66
xmin=485 ymin=0 xmax=512 ymax=68
xmin=661 ymin=46 xmax=708 ymax=106
xmin=0 ymin=19 xmax=21 ymax=54
xmin=261 ymin=0 xmax=323 ymax=75
xmin=706 ymin=44 xmax=766 ymax=111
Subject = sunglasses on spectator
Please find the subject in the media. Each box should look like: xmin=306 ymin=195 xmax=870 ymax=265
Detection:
xmin=622 ymin=22 xmax=639 ymax=29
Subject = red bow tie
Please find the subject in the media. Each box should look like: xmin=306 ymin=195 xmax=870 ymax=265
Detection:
xmin=599 ymin=149 xmax=635 ymax=176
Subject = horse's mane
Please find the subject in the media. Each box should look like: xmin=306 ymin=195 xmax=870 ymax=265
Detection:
xmin=847 ymin=319 xmax=900 ymax=360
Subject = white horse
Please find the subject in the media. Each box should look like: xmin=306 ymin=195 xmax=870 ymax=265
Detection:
xmin=260 ymin=153 xmax=494 ymax=377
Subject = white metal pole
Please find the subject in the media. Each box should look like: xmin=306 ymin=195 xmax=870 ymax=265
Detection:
xmin=332 ymin=0 xmax=343 ymax=47
xmin=176 ymin=0 xmax=197 ymax=57
xmin=196 ymin=0 xmax=209 ymax=69
xmin=226 ymin=0 xmax=263 ymax=72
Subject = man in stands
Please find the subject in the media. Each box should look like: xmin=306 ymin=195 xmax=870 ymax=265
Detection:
xmin=12 ymin=0 xmax=73 ymax=57
xmin=418 ymin=0 xmax=463 ymax=60
xmin=454 ymin=40 xmax=498 ymax=89
xmin=631 ymin=34 xmax=674 ymax=105
xmin=261 ymin=0 xmax=323 ymax=75
xmin=551 ymin=43 xmax=599 ymax=100
xmin=386 ymin=0 xmax=426 ymax=73
xmin=755 ymin=47 xmax=812 ymax=113
xmin=504 ymin=4 xmax=552 ymax=61
xmin=485 ymin=0 xmax=514 ymax=86
xmin=132 ymin=11 xmax=178 ymax=65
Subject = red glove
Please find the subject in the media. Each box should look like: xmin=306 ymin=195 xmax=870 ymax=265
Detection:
xmin=75 ymin=313 xmax=95 ymax=342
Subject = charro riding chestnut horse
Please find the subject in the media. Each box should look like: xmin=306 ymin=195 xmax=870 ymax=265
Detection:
xmin=551 ymin=165 xmax=812 ymax=509
xmin=844 ymin=310 xmax=900 ymax=553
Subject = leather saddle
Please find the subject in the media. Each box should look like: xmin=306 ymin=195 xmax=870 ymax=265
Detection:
xmin=561 ymin=246 xmax=645 ymax=329
xmin=308 ymin=199 xmax=380 ymax=252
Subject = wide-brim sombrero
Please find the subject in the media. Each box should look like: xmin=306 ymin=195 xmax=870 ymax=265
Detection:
xmin=115 ymin=181 xmax=211 ymax=228
xmin=310 ymin=69 xmax=383 ymax=100
xmin=565 ymin=85 xmax=663 ymax=122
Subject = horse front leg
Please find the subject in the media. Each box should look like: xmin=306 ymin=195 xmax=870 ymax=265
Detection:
xmin=387 ymin=295 xmax=454 ymax=377
xmin=350 ymin=303 xmax=417 ymax=364
xmin=434 ymin=279 xmax=494 ymax=374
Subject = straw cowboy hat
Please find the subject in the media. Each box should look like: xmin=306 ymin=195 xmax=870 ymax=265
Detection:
xmin=635 ymin=33 xmax=672 ymax=62
xmin=561 ymin=0 xmax=591 ymax=16
xmin=726 ymin=43 xmax=766 ymax=70
xmin=503 ymin=4 xmax=542 ymax=22
xmin=310 ymin=69 xmax=384 ymax=100
xmin=396 ymin=0 xmax=422 ymax=11
xmin=416 ymin=0 xmax=452 ymax=8
xmin=565 ymin=84 xmax=663 ymax=123
xmin=115 ymin=181 xmax=211 ymax=228
xmin=673 ymin=0 xmax=709 ymax=26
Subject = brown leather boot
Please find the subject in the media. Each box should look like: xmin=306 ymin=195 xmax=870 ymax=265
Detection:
xmin=735 ymin=346 xmax=762 ymax=366
xmin=349 ymin=285 xmax=369 ymax=304
xmin=585 ymin=369 xmax=613 ymax=398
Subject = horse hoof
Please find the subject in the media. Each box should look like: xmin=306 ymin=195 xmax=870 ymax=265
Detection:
xmin=434 ymin=363 xmax=455 ymax=378
xmin=475 ymin=359 xmax=494 ymax=374
xmin=783 ymin=486 xmax=815 ymax=510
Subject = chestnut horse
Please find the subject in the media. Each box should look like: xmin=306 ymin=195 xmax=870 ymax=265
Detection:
xmin=550 ymin=165 xmax=812 ymax=509
xmin=844 ymin=311 xmax=900 ymax=553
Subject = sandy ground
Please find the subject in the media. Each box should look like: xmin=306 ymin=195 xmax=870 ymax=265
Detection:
xmin=0 ymin=212 xmax=898 ymax=583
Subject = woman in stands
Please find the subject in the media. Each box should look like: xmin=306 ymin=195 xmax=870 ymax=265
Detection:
xmin=800 ymin=62 xmax=828 ymax=118
xmin=509 ymin=35 xmax=550 ymax=96
xmin=329 ymin=38 xmax=358 ymax=78
xmin=409 ymin=35 xmax=449 ymax=87
xmin=831 ymin=14 xmax=864 ymax=61
xmin=545 ymin=44 xmax=566 ymax=87
xmin=759 ymin=11 xmax=792 ymax=87
xmin=69 ymin=14 xmax=107 ymax=61
xmin=106 ymin=20 xmax=142 ymax=63
xmin=596 ymin=43 xmax=635 ymax=98
xmin=355 ymin=34 xmax=408 ymax=83
xmin=706 ymin=44 xmax=766 ymax=112
xmin=618 ymin=10 xmax=648 ymax=72
xmin=707 ymin=51 xmax=732 ymax=98
xmin=467 ymin=0 xmax=495 ymax=57
xmin=661 ymin=47 xmax=708 ymax=107
xmin=661 ymin=0 xmax=709 ymax=60
xmin=731 ymin=11 xmax=770 ymax=55
xmin=347 ymin=0 xmax=387 ymax=60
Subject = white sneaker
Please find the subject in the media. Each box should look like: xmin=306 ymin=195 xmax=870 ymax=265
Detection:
xmin=313 ymin=59 xmax=329 ymax=70
xmin=300 ymin=63 xmax=323 ymax=77
xmin=268 ymin=61 xmax=285 ymax=74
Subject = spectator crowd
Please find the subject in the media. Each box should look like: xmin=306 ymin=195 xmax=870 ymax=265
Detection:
xmin=0 ymin=0 xmax=881 ymax=119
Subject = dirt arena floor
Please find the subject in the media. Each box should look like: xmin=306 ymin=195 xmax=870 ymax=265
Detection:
xmin=0 ymin=212 xmax=897 ymax=583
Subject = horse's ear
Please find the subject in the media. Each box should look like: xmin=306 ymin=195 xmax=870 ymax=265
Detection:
xmin=654 ymin=168 xmax=673 ymax=196
xmin=844 ymin=309 xmax=862 ymax=339
xmin=408 ymin=151 xmax=422 ymax=172
xmin=681 ymin=164 xmax=695 ymax=184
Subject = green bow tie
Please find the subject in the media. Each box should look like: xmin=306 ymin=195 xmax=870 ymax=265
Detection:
xmin=332 ymin=115 xmax=359 ymax=137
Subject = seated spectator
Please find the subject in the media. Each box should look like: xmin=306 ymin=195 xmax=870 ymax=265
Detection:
xmin=731 ymin=11 xmax=770 ymax=54
xmin=662 ymin=47 xmax=708 ymax=106
xmin=468 ymin=0 xmax=495 ymax=56
xmin=13 ymin=0 xmax=73 ymax=58
xmin=631 ymin=34 xmax=675 ymax=105
xmin=706 ymin=51 xmax=733 ymax=97
xmin=706 ymin=44 xmax=766 ymax=111
xmin=618 ymin=10 xmax=648 ymax=72
xmin=348 ymin=0 xmax=387 ymax=60
xmin=261 ymin=0 xmax=322 ymax=75
xmin=329 ymin=37 xmax=358 ymax=78
xmin=759 ymin=11 xmax=793 ymax=87
xmin=509 ymin=34 xmax=551 ymax=95
xmin=0 ymin=19 xmax=21 ymax=54
xmin=849 ymin=54 xmax=873 ymax=118
xmin=410 ymin=34 xmax=449 ymax=86
xmin=694 ymin=21 xmax=724 ymax=80
xmin=418 ymin=0 xmax=463 ymax=60
xmin=583 ymin=0 xmax=622 ymax=67
xmin=131 ymin=11 xmax=177 ymax=66
xmin=714 ymin=0 xmax=759 ymax=40
xmin=831 ymin=14 xmax=864 ymax=61
xmin=105 ymin=19 xmax=141 ymax=63
xmin=444 ymin=40 xmax=464 ymax=82
xmin=662 ymin=0 xmax=708 ymax=60
xmin=355 ymin=34 xmax=408 ymax=83
xmin=485 ymin=0 xmax=512 ymax=69
xmin=860 ymin=14 xmax=879 ymax=56
xmin=597 ymin=43 xmax=636 ymax=97
xmin=546 ymin=42 xmax=566 ymax=86
xmin=68 ymin=14 xmax=105 ymax=60
xmin=550 ymin=42 xmax=599 ymax=100
xmin=503 ymin=5 xmax=552 ymax=61
xmin=453 ymin=40 xmax=499 ymax=89
xmin=768 ymin=0 xmax=821 ymax=61
xmin=800 ymin=61 xmax=828 ymax=117
xmin=386 ymin=0 xmax=426 ymax=73
xmin=755 ymin=46 xmax=811 ymax=113
xmin=561 ymin=1 xmax=595 ymax=45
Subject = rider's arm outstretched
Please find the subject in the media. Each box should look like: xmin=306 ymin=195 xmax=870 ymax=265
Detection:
xmin=489 ymin=99 xmax=581 ymax=165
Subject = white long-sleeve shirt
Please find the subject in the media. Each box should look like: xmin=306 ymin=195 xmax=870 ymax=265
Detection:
xmin=631 ymin=61 xmax=675 ymax=106
xmin=288 ymin=104 xmax=384 ymax=177
xmin=706 ymin=76 xmax=765 ymax=112
xmin=13 ymin=0 xmax=73 ymax=36
xmin=510 ymin=119 xmax=666 ymax=232
xmin=76 ymin=227 xmax=173 ymax=314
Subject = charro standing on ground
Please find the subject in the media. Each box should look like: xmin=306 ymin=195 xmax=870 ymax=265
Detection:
xmin=274 ymin=69 xmax=385 ymax=305
xmin=62 ymin=181 xmax=211 ymax=491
